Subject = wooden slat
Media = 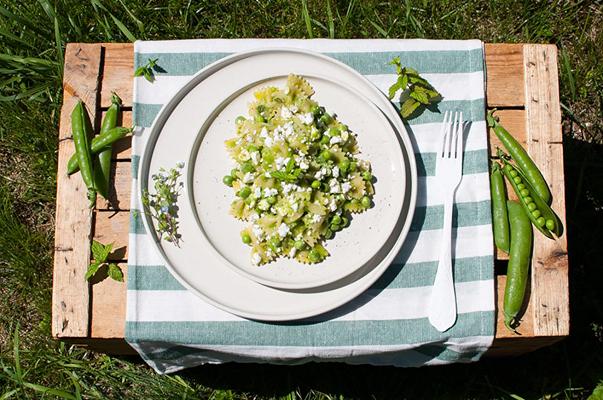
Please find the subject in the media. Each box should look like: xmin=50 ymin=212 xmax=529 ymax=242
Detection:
xmin=90 ymin=264 xmax=127 ymax=338
xmin=101 ymin=43 xmax=134 ymax=108
xmin=484 ymin=44 xmax=525 ymax=107
xmin=52 ymin=43 xmax=103 ymax=338
xmin=96 ymin=161 xmax=132 ymax=210
xmin=94 ymin=211 xmax=130 ymax=260
xmin=523 ymin=44 xmax=569 ymax=337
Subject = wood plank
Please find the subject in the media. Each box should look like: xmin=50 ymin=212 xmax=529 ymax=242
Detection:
xmin=523 ymin=44 xmax=569 ymax=338
xmin=100 ymin=43 xmax=134 ymax=108
xmin=485 ymin=44 xmax=525 ymax=107
xmin=99 ymin=110 xmax=132 ymax=160
xmin=90 ymin=263 xmax=127 ymax=338
xmin=94 ymin=211 xmax=130 ymax=260
xmin=52 ymin=43 xmax=102 ymax=338
xmin=96 ymin=161 xmax=132 ymax=211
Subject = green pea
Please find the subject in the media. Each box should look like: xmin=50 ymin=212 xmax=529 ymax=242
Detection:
xmin=527 ymin=202 xmax=537 ymax=211
xmin=362 ymin=171 xmax=372 ymax=181
xmin=524 ymin=196 xmax=533 ymax=204
xmin=238 ymin=186 xmax=251 ymax=199
xmin=361 ymin=196 xmax=371 ymax=208
xmin=532 ymin=210 xmax=541 ymax=218
xmin=241 ymin=162 xmax=254 ymax=173
xmin=222 ymin=175 xmax=234 ymax=186
xmin=230 ymin=168 xmax=239 ymax=178
xmin=309 ymin=249 xmax=321 ymax=263
xmin=320 ymin=135 xmax=330 ymax=145
xmin=311 ymin=180 xmax=321 ymax=189
xmin=235 ymin=116 xmax=246 ymax=124
xmin=505 ymin=164 xmax=513 ymax=171
xmin=517 ymin=183 xmax=526 ymax=191
xmin=241 ymin=233 xmax=251 ymax=244
xmin=320 ymin=150 xmax=331 ymax=161
xmin=319 ymin=113 xmax=333 ymax=125
xmin=331 ymin=215 xmax=342 ymax=225
xmin=536 ymin=216 xmax=546 ymax=227
xmin=509 ymin=169 xmax=518 ymax=177
xmin=267 ymin=196 xmax=277 ymax=205
xmin=349 ymin=162 xmax=357 ymax=172
xmin=330 ymin=223 xmax=341 ymax=232
xmin=513 ymin=176 xmax=522 ymax=184
xmin=520 ymin=189 xmax=530 ymax=197
xmin=294 ymin=240 xmax=305 ymax=250
xmin=546 ymin=219 xmax=556 ymax=231
xmin=339 ymin=159 xmax=350 ymax=174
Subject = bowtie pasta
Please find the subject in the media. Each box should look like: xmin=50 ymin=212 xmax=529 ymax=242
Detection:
xmin=223 ymin=74 xmax=374 ymax=265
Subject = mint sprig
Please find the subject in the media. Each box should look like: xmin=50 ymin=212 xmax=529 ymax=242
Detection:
xmin=388 ymin=56 xmax=442 ymax=119
xmin=134 ymin=58 xmax=159 ymax=83
xmin=85 ymin=240 xmax=123 ymax=282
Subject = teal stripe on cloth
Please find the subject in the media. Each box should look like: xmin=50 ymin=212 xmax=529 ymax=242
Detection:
xmin=132 ymin=98 xmax=484 ymax=129
xmin=126 ymin=311 xmax=493 ymax=346
xmin=134 ymin=48 xmax=484 ymax=77
xmin=128 ymin=198 xmax=491 ymax=237
xmin=414 ymin=345 xmax=481 ymax=362
xmin=127 ymin=255 xmax=493 ymax=291
xmin=416 ymin=149 xmax=488 ymax=177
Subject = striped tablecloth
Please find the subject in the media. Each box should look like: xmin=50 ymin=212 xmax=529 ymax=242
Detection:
xmin=126 ymin=39 xmax=495 ymax=374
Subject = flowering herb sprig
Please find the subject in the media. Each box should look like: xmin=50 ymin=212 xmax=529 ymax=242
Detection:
xmin=142 ymin=162 xmax=184 ymax=247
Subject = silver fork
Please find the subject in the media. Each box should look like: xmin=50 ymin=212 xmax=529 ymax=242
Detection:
xmin=428 ymin=110 xmax=464 ymax=332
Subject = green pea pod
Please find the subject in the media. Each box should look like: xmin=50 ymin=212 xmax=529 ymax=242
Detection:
xmin=504 ymin=200 xmax=532 ymax=331
xmin=499 ymin=151 xmax=563 ymax=239
xmin=94 ymin=93 xmax=122 ymax=199
xmin=487 ymin=111 xmax=552 ymax=205
xmin=66 ymin=127 xmax=131 ymax=174
xmin=71 ymin=100 xmax=96 ymax=206
xmin=490 ymin=162 xmax=510 ymax=253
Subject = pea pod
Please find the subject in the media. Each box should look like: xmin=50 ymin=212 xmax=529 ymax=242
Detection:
xmin=487 ymin=111 xmax=551 ymax=205
xmin=499 ymin=151 xmax=563 ymax=239
xmin=490 ymin=162 xmax=510 ymax=253
xmin=66 ymin=127 xmax=131 ymax=175
xmin=71 ymin=100 xmax=96 ymax=206
xmin=94 ymin=93 xmax=122 ymax=199
xmin=504 ymin=200 xmax=532 ymax=331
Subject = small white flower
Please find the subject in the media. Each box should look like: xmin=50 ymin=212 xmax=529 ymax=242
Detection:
xmin=299 ymin=160 xmax=309 ymax=170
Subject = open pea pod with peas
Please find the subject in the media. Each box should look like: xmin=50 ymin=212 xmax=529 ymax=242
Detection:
xmin=497 ymin=149 xmax=563 ymax=239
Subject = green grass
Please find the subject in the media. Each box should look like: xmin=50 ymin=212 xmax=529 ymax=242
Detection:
xmin=1 ymin=0 xmax=602 ymax=398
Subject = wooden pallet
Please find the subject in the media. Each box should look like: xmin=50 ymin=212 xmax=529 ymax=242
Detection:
xmin=52 ymin=42 xmax=569 ymax=356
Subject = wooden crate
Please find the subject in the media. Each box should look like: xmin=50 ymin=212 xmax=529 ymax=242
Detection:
xmin=52 ymin=43 xmax=569 ymax=357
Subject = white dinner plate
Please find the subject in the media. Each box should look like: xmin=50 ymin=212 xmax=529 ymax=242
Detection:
xmin=139 ymin=48 xmax=418 ymax=321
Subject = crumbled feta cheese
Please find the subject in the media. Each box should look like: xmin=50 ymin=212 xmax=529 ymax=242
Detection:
xmin=264 ymin=188 xmax=278 ymax=197
xmin=312 ymin=214 xmax=322 ymax=223
xmin=258 ymin=199 xmax=270 ymax=210
xmin=254 ymin=187 xmax=262 ymax=198
xmin=341 ymin=181 xmax=352 ymax=193
xmin=259 ymin=127 xmax=268 ymax=138
xmin=329 ymin=179 xmax=340 ymax=193
xmin=329 ymin=199 xmax=337 ymax=211
xmin=264 ymin=135 xmax=274 ymax=147
xmin=242 ymin=172 xmax=254 ymax=183
xmin=239 ymin=148 xmax=250 ymax=161
xmin=289 ymin=105 xmax=298 ymax=113
xmin=250 ymin=151 xmax=260 ymax=164
xmin=250 ymin=212 xmax=259 ymax=222
xmin=251 ymin=252 xmax=262 ymax=265
xmin=280 ymin=107 xmax=292 ymax=119
xmin=289 ymin=247 xmax=297 ymax=257
xmin=282 ymin=183 xmax=295 ymax=194
xmin=341 ymin=130 xmax=350 ymax=141
xmin=299 ymin=160 xmax=309 ymax=170
xmin=275 ymin=156 xmax=288 ymax=170
xmin=315 ymin=167 xmax=329 ymax=180
xmin=291 ymin=202 xmax=299 ymax=212
xmin=330 ymin=136 xmax=342 ymax=145
xmin=277 ymin=223 xmax=290 ymax=238
xmin=332 ymin=166 xmax=340 ymax=178
xmin=299 ymin=112 xmax=313 ymax=124
xmin=264 ymin=171 xmax=271 ymax=178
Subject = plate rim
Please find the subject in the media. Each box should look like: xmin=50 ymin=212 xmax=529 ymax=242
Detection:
xmin=137 ymin=47 xmax=419 ymax=321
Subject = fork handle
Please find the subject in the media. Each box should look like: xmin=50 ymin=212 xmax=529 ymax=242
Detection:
xmin=428 ymin=193 xmax=458 ymax=332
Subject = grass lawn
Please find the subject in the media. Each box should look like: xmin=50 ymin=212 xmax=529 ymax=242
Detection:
xmin=1 ymin=0 xmax=602 ymax=398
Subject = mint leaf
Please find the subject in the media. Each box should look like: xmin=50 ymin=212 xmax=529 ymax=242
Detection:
xmin=410 ymin=90 xmax=430 ymax=105
xmin=134 ymin=66 xmax=146 ymax=77
xmin=400 ymin=99 xmax=421 ymax=118
xmin=388 ymin=81 xmax=402 ymax=100
xmin=108 ymin=263 xmax=124 ymax=282
xmin=91 ymin=240 xmax=105 ymax=261
xmin=85 ymin=262 xmax=101 ymax=281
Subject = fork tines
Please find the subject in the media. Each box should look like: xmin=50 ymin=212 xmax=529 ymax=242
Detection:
xmin=439 ymin=111 xmax=464 ymax=159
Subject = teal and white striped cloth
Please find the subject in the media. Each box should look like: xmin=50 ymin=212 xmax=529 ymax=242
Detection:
xmin=126 ymin=39 xmax=495 ymax=374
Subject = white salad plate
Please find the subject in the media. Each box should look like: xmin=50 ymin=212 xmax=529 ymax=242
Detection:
xmin=139 ymin=48 xmax=418 ymax=321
